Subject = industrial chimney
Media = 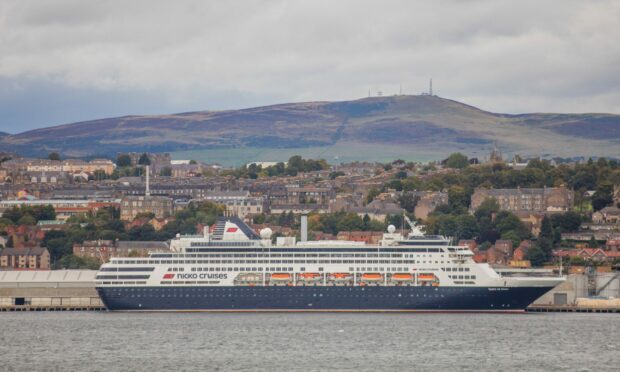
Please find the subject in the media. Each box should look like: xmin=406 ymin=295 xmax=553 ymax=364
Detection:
xmin=301 ymin=215 xmax=308 ymax=242
xmin=145 ymin=165 xmax=150 ymax=197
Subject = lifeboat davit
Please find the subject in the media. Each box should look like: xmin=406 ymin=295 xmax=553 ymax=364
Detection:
xmin=361 ymin=273 xmax=383 ymax=281
xmin=392 ymin=273 xmax=413 ymax=281
xmin=270 ymin=273 xmax=293 ymax=281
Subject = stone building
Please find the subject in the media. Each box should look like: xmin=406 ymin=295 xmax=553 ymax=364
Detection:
xmin=470 ymin=186 xmax=573 ymax=213
xmin=413 ymin=191 xmax=449 ymax=220
xmin=124 ymin=152 xmax=171 ymax=174
xmin=486 ymin=240 xmax=514 ymax=265
xmin=73 ymin=240 xmax=169 ymax=262
xmin=592 ymin=206 xmax=620 ymax=224
xmin=0 ymin=247 xmax=50 ymax=270
xmin=120 ymin=195 xmax=174 ymax=221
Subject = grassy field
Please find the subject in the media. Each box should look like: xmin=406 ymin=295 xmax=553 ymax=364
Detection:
xmin=171 ymin=141 xmax=452 ymax=166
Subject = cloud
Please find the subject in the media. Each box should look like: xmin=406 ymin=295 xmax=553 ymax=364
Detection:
xmin=0 ymin=0 xmax=618 ymax=132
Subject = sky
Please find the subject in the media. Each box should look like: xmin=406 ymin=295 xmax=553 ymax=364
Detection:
xmin=0 ymin=0 xmax=619 ymax=133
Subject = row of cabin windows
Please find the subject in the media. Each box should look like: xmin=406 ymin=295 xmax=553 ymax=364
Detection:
xmin=139 ymin=252 xmax=442 ymax=260
xmin=111 ymin=259 xmax=448 ymax=266
xmin=449 ymin=275 xmax=476 ymax=280
xmin=442 ymin=267 xmax=471 ymax=272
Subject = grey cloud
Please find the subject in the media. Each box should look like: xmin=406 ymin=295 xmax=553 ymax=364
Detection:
xmin=0 ymin=0 xmax=618 ymax=133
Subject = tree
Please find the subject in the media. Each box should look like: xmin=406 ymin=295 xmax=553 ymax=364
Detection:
xmin=588 ymin=235 xmax=598 ymax=248
xmin=56 ymin=255 xmax=101 ymax=270
xmin=0 ymin=217 xmax=13 ymax=227
xmin=474 ymin=198 xmax=499 ymax=221
xmin=17 ymin=214 xmax=36 ymax=225
xmin=526 ymin=246 xmax=547 ymax=266
xmin=456 ymin=214 xmax=479 ymax=240
xmin=329 ymin=171 xmax=345 ymax=180
xmin=591 ymin=182 xmax=613 ymax=211
xmin=397 ymin=192 xmax=419 ymax=213
xmin=395 ymin=170 xmax=408 ymax=179
xmin=48 ymin=152 xmax=61 ymax=161
xmin=365 ymin=188 xmax=380 ymax=204
xmin=495 ymin=211 xmax=530 ymax=240
xmin=550 ymin=211 xmax=582 ymax=232
xmin=116 ymin=154 xmax=132 ymax=167
xmin=189 ymin=160 xmax=197 ymax=164
xmin=501 ymin=230 xmax=521 ymax=248
xmin=539 ymin=215 xmax=554 ymax=240
xmin=138 ymin=153 xmax=151 ymax=165
xmin=445 ymin=153 xmax=469 ymax=169
xmin=448 ymin=186 xmax=470 ymax=212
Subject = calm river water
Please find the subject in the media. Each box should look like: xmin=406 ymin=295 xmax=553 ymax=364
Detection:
xmin=0 ymin=312 xmax=617 ymax=371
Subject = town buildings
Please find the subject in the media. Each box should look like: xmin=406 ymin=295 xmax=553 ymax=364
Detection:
xmin=0 ymin=199 xmax=121 ymax=221
xmin=470 ymin=186 xmax=574 ymax=213
xmin=120 ymin=195 xmax=174 ymax=221
xmin=412 ymin=191 xmax=448 ymax=219
xmin=203 ymin=191 xmax=264 ymax=219
xmin=0 ymin=247 xmax=50 ymax=270
xmin=73 ymin=240 xmax=169 ymax=262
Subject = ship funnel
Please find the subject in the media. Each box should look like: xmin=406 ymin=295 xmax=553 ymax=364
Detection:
xmin=301 ymin=215 xmax=308 ymax=242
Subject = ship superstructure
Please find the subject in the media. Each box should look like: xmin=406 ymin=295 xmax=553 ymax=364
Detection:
xmin=96 ymin=217 xmax=564 ymax=312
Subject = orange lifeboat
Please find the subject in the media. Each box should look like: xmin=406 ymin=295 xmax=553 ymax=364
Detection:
xmin=270 ymin=273 xmax=292 ymax=281
xmin=392 ymin=273 xmax=413 ymax=281
xmin=331 ymin=273 xmax=353 ymax=280
xmin=361 ymin=273 xmax=383 ymax=281
xmin=418 ymin=273 xmax=436 ymax=281
xmin=298 ymin=273 xmax=321 ymax=279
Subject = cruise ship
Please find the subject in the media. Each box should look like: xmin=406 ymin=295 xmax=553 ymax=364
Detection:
xmin=96 ymin=216 xmax=564 ymax=312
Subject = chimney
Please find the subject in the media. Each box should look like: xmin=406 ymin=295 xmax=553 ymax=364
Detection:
xmin=301 ymin=215 xmax=308 ymax=242
xmin=145 ymin=165 xmax=150 ymax=196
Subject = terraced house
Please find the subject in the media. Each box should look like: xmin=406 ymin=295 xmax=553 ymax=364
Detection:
xmin=470 ymin=186 xmax=574 ymax=213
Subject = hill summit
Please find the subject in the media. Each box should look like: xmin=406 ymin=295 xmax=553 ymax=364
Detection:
xmin=1 ymin=95 xmax=619 ymax=161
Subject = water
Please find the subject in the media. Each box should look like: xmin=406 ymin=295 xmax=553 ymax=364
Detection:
xmin=0 ymin=312 xmax=617 ymax=371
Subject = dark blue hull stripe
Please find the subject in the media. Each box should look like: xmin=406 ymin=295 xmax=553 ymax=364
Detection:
xmin=97 ymin=286 xmax=553 ymax=311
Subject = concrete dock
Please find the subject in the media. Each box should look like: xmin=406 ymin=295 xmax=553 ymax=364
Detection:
xmin=0 ymin=270 xmax=104 ymax=311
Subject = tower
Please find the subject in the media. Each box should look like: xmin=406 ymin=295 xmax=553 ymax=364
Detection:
xmin=430 ymin=78 xmax=433 ymax=96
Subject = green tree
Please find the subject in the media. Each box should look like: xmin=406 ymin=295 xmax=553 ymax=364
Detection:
xmin=539 ymin=215 xmax=554 ymax=240
xmin=588 ymin=235 xmax=598 ymax=248
xmin=0 ymin=217 xmax=13 ymax=227
xmin=116 ymin=154 xmax=132 ymax=167
xmin=495 ymin=211 xmax=530 ymax=240
xmin=591 ymin=181 xmax=613 ymax=211
xmin=526 ymin=245 xmax=547 ymax=266
xmin=455 ymin=214 xmax=479 ymax=240
xmin=56 ymin=255 xmax=101 ymax=270
xmin=17 ymin=214 xmax=37 ymax=225
xmin=138 ymin=153 xmax=151 ymax=165
xmin=501 ymin=230 xmax=521 ymax=248
xmin=474 ymin=198 xmax=500 ymax=221
xmin=397 ymin=192 xmax=419 ymax=213
xmin=48 ymin=152 xmax=61 ymax=161
xmin=448 ymin=185 xmax=470 ymax=212
xmin=365 ymin=188 xmax=380 ymax=204
xmin=445 ymin=153 xmax=469 ymax=169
